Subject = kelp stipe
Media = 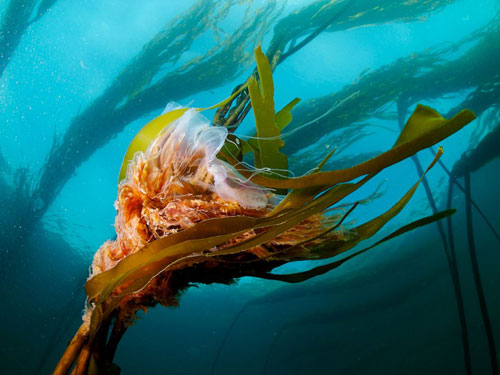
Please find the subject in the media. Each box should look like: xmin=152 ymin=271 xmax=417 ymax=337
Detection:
xmin=446 ymin=120 xmax=500 ymax=373
xmin=53 ymin=48 xmax=476 ymax=375
xmin=446 ymin=176 xmax=472 ymax=375
xmin=446 ymin=142 xmax=500 ymax=374
xmin=462 ymin=172 xmax=499 ymax=374
xmin=397 ymin=95 xmax=472 ymax=374
xmin=434 ymin=146 xmax=500 ymax=242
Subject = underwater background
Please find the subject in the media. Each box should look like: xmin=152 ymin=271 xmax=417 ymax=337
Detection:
xmin=0 ymin=0 xmax=499 ymax=374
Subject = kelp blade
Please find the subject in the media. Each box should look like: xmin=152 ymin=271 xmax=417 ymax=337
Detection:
xmin=105 ymin=48 xmax=476 ymax=345
xmin=248 ymin=46 xmax=288 ymax=177
xmin=257 ymin=149 xmax=447 ymax=282
xmin=227 ymin=106 xmax=475 ymax=189
xmin=118 ymin=108 xmax=188 ymax=182
xmin=86 ymin=214 xmax=288 ymax=301
xmin=259 ymin=209 xmax=456 ymax=283
xmin=312 ymin=147 xmax=443 ymax=260
xmin=268 ymin=147 xmax=337 ymax=215
xmin=87 ymin=179 xmax=365 ymax=305
xmin=87 ymin=175 xmax=372 ymax=306
xmin=275 ymin=97 xmax=301 ymax=130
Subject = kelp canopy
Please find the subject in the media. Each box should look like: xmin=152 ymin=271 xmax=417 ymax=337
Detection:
xmin=54 ymin=48 xmax=475 ymax=375
xmin=10 ymin=0 xmax=456 ymax=232
xmin=282 ymin=12 xmax=500 ymax=153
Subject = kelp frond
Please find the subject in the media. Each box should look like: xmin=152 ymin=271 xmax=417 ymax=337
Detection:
xmin=55 ymin=48 xmax=475 ymax=375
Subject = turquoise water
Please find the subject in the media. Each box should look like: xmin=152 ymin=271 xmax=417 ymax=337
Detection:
xmin=0 ymin=0 xmax=499 ymax=374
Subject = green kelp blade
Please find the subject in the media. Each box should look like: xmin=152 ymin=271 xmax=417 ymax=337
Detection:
xmin=275 ymin=97 xmax=301 ymax=131
xmin=313 ymin=146 xmax=444 ymax=260
xmin=248 ymin=46 xmax=288 ymax=180
xmin=208 ymin=177 xmax=372 ymax=259
xmin=118 ymin=82 xmax=249 ymax=183
xmin=258 ymin=209 xmax=456 ymax=283
xmin=86 ymin=213 xmax=289 ymax=301
xmin=118 ymin=108 xmax=188 ymax=182
xmin=225 ymin=106 xmax=475 ymax=189
xmin=394 ymin=104 xmax=445 ymax=147
xmin=229 ymin=96 xmax=300 ymax=174
xmin=255 ymin=45 xmax=274 ymax=103
xmin=256 ymin=149 xmax=446 ymax=282
xmin=229 ymin=97 xmax=301 ymax=161
xmin=269 ymin=147 xmax=337 ymax=215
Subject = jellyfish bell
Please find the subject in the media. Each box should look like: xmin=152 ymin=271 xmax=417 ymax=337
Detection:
xmin=94 ymin=107 xmax=274 ymax=276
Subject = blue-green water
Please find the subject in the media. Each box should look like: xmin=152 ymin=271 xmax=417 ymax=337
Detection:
xmin=0 ymin=0 xmax=499 ymax=374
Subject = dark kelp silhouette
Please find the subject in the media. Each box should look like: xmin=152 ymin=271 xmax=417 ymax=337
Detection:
xmin=0 ymin=0 xmax=57 ymax=77
xmin=444 ymin=123 xmax=500 ymax=375
xmin=53 ymin=48 xmax=474 ymax=374
xmin=260 ymin=263 xmax=445 ymax=374
xmin=396 ymin=95 xmax=473 ymax=374
xmin=282 ymin=15 xmax=500 ymax=153
xmin=0 ymin=0 xmax=61 ymax=267
xmin=214 ymin=0 xmax=455 ymax=130
xmin=440 ymin=28 xmax=500 ymax=373
xmin=211 ymin=242 xmax=445 ymax=374
xmin=281 ymin=21 xmax=500 ymax=374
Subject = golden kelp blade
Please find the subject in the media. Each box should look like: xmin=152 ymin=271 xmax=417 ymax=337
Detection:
xmin=394 ymin=104 xmax=446 ymax=147
xmin=268 ymin=147 xmax=337 ymax=215
xmin=223 ymin=105 xmax=475 ymax=189
xmin=314 ymin=147 xmax=444 ymax=260
xmin=85 ymin=215 xmax=279 ymax=301
xmin=259 ymin=210 xmax=456 ymax=283
xmin=259 ymin=148 xmax=448 ymax=282
xmin=118 ymin=108 xmax=188 ymax=182
xmin=90 ymin=147 xmax=441 ymax=317
xmin=248 ymin=46 xmax=288 ymax=174
xmin=86 ymin=172 xmax=371 ymax=307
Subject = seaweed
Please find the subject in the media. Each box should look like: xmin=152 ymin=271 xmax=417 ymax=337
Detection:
xmin=397 ymin=96 xmax=472 ymax=374
xmin=53 ymin=49 xmax=475 ymax=374
xmin=0 ymin=0 xmax=461 ymax=255
xmin=452 ymin=123 xmax=500 ymax=179
xmin=214 ymin=0 xmax=455 ymax=131
xmin=32 ymin=0 xmax=279 ymax=224
xmin=463 ymin=172 xmax=498 ymax=374
xmin=0 ymin=0 xmax=57 ymax=77
xmin=281 ymin=15 xmax=500 ymax=153
xmin=260 ymin=263 xmax=446 ymax=374
xmin=212 ymin=225 xmax=455 ymax=373
xmin=445 ymin=146 xmax=500 ymax=375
